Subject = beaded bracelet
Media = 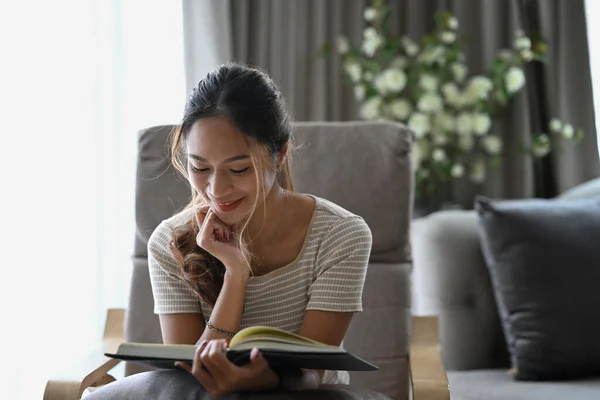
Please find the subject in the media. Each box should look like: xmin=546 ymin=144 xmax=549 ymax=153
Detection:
xmin=205 ymin=320 xmax=236 ymax=337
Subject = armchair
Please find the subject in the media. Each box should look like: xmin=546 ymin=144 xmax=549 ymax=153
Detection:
xmin=44 ymin=121 xmax=449 ymax=400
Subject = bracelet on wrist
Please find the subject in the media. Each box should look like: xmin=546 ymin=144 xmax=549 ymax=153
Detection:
xmin=205 ymin=320 xmax=236 ymax=337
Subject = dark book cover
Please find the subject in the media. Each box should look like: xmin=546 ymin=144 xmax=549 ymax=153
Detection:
xmin=105 ymin=348 xmax=378 ymax=372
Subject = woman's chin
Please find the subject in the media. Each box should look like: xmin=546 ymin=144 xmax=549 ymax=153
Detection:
xmin=214 ymin=209 xmax=249 ymax=227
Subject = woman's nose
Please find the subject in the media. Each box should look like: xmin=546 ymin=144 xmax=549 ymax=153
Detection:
xmin=208 ymin=171 xmax=232 ymax=198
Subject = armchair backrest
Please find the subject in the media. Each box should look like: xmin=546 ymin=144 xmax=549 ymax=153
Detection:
xmin=125 ymin=121 xmax=414 ymax=400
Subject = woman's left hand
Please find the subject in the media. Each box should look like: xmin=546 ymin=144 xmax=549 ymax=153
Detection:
xmin=175 ymin=339 xmax=279 ymax=397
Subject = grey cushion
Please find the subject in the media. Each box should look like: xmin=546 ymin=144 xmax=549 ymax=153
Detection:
xmin=447 ymin=369 xmax=600 ymax=400
xmin=475 ymin=196 xmax=600 ymax=380
xmin=85 ymin=370 xmax=391 ymax=400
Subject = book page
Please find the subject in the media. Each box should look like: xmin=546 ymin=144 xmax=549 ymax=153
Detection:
xmin=230 ymin=326 xmax=327 ymax=348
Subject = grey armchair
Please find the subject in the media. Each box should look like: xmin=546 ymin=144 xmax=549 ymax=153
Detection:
xmin=44 ymin=121 xmax=449 ymax=400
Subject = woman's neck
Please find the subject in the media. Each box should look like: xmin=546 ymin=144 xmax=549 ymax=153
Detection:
xmin=244 ymin=185 xmax=288 ymax=249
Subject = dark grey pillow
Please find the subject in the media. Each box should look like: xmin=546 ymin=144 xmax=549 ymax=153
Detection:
xmin=475 ymin=195 xmax=600 ymax=381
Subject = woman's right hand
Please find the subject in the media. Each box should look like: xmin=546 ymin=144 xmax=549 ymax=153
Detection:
xmin=195 ymin=206 xmax=248 ymax=278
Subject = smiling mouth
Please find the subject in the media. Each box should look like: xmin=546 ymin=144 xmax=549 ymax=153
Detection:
xmin=214 ymin=197 xmax=244 ymax=212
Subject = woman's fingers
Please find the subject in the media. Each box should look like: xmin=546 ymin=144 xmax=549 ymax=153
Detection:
xmin=195 ymin=205 xmax=210 ymax=226
xmin=200 ymin=340 xmax=232 ymax=382
xmin=188 ymin=340 xmax=216 ymax=389
xmin=174 ymin=361 xmax=192 ymax=373
xmin=198 ymin=209 xmax=232 ymax=245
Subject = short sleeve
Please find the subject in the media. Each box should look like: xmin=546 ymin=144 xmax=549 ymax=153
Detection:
xmin=306 ymin=216 xmax=372 ymax=313
xmin=148 ymin=221 xmax=203 ymax=314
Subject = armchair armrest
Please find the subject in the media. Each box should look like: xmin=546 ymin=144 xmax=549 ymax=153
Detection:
xmin=43 ymin=308 xmax=125 ymax=400
xmin=409 ymin=316 xmax=450 ymax=400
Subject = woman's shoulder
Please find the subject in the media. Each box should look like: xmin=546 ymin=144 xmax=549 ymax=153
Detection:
xmin=148 ymin=206 xmax=195 ymax=253
xmin=309 ymin=195 xmax=372 ymax=239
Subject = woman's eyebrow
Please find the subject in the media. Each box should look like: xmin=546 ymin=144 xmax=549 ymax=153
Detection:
xmin=188 ymin=154 xmax=250 ymax=163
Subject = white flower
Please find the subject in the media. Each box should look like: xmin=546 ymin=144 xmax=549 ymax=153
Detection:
xmin=456 ymin=112 xmax=473 ymax=135
xmin=359 ymin=97 xmax=382 ymax=120
xmin=362 ymin=27 xmax=384 ymax=57
xmin=562 ymin=124 xmax=574 ymax=139
xmin=505 ymin=67 xmax=526 ymax=93
xmin=419 ymin=75 xmax=439 ymax=92
xmin=388 ymin=99 xmax=412 ymax=120
xmin=465 ymin=76 xmax=493 ymax=103
xmin=482 ymin=135 xmax=503 ymax=154
xmin=549 ymin=118 xmax=562 ymax=132
xmin=374 ymin=74 xmax=389 ymax=94
xmin=433 ymin=111 xmax=455 ymax=133
xmin=344 ymin=62 xmax=362 ymax=82
xmin=354 ymin=85 xmax=366 ymax=101
xmin=451 ymin=164 xmax=464 ymax=178
xmin=374 ymin=69 xmax=406 ymax=94
xmin=521 ymin=49 xmax=533 ymax=61
xmin=451 ymin=63 xmax=468 ymax=83
xmin=390 ymin=57 xmax=408 ymax=69
xmin=532 ymin=134 xmax=551 ymax=157
xmin=447 ymin=17 xmax=458 ymax=30
xmin=458 ymin=134 xmax=474 ymax=150
xmin=470 ymin=160 xmax=486 ymax=183
xmin=440 ymin=31 xmax=456 ymax=44
xmin=364 ymin=71 xmax=374 ymax=81
xmin=472 ymin=113 xmax=492 ymax=135
xmin=408 ymin=112 xmax=431 ymax=138
xmin=337 ymin=36 xmax=350 ymax=54
xmin=364 ymin=7 xmax=378 ymax=21
xmin=402 ymin=37 xmax=419 ymax=56
xmin=383 ymin=68 xmax=407 ymax=92
xmin=433 ymin=132 xmax=449 ymax=145
xmin=374 ymin=68 xmax=406 ymax=93
xmin=515 ymin=36 xmax=531 ymax=51
xmin=432 ymin=148 xmax=447 ymax=162
xmin=419 ymin=46 xmax=445 ymax=65
xmin=442 ymin=83 xmax=462 ymax=106
xmin=418 ymin=93 xmax=443 ymax=112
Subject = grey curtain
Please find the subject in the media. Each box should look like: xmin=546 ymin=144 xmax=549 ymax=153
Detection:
xmin=192 ymin=0 xmax=600 ymax=201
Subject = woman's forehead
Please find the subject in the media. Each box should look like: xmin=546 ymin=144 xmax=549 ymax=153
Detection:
xmin=186 ymin=117 xmax=251 ymax=158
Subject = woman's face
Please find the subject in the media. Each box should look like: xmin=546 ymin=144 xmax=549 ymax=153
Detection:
xmin=186 ymin=116 xmax=278 ymax=225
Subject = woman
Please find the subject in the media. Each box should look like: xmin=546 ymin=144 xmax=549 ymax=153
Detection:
xmin=90 ymin=62 xmax=372 ymax=398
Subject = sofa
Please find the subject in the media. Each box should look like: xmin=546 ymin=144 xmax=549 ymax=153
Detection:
xmin=411 ymin=177 xmax=600 ymax=400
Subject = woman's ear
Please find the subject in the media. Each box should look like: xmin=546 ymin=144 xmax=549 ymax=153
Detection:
xmin=277 ymin=143 xmax=289 ymax=167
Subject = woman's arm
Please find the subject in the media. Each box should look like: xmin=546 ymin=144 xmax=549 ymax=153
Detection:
xmin=197 ymin=269 xmax=248 ymax=343
xmin=278 ymin=310 xmax=354 ymax=390
xmin=281 ymin=216 xmax=372 ymax=390
xmin=159 ymin=268 xmax=248 ymax=345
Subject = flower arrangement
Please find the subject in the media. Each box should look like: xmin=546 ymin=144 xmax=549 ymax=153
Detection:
xmin=324 ymin=0 xmax=583 ymax=202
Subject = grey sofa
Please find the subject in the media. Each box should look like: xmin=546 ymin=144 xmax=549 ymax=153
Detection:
xmin=411 ymin=177 xmax=600 ymax=400
xmin=44 ymin=121 xmax=449 ymax=400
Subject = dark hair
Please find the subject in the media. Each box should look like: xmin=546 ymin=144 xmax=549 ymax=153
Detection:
xmin=169 ymin=62 xmax=295 ymax=306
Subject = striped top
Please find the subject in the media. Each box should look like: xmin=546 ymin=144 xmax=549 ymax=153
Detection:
xmin=148 ymin=195 xmax=373 ymax=385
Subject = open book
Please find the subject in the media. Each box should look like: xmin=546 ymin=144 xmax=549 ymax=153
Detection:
xmin=105 ymin=325 xmax=378 ymax=372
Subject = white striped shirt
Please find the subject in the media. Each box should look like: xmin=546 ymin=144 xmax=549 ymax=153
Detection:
xmin=148 ymin=195 xmax=373 ymax=384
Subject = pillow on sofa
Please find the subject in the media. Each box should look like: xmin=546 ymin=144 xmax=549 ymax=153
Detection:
xmin=475 ymin=195 xmax=600 ymax=381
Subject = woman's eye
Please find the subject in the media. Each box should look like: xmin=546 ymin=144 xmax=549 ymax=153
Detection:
xmin=231 ymin=167 xmax=250 ymax=175
xmin=191 ymin=166 xmax=209 ymax=173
